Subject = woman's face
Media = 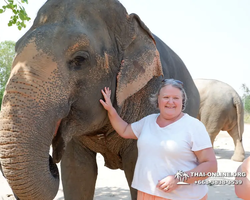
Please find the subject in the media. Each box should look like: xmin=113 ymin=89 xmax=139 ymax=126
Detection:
xmin=158 ymin=85 xmax=183 ymax=119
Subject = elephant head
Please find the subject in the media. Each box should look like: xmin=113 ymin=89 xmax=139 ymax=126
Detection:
xmin=0 ymin=0 xmax=162 ymax=199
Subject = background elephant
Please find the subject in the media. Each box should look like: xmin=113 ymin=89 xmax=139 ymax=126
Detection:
xmin=194 ymin=78 xmax=245 ymax=162
xmin=0 ymin=0 xmax=200 ymax=199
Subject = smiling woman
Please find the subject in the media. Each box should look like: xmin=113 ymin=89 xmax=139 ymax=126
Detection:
xmin=150 ymin=79 xmax=187 ymax=110
xmin=155 ymin=84 xmax=185 ymax=126
xmin=100 ymin=78 xmax=217 ymax=200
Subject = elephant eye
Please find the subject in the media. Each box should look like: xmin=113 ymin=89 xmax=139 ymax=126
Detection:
xmin=68 ymin=51 xmax=89 ymax=70
xmin=74 ymin=56 xmax=85 ymax=64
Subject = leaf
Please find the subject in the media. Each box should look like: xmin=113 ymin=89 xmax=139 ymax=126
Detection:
xmin=21 ymin=0 xmax=29 ymax=4
xmin=1 ymin=1 xmax=30 ymax=29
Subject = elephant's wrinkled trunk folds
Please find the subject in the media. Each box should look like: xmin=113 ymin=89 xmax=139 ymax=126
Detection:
xmin=0 ymin=90 xmax=59 ymax=200
xmin=0 ymin=43 xmax=68 ymax=199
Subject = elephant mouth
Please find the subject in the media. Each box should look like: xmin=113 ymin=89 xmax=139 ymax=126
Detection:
xmin=49 ymin=155 xmax=59 ymax=178
xmin=52 ymin=119 xmax=66 ymax=163
xmin=54 ymin=120 xmax=62 ymax=138
xmin=50 ymin=120 xmax=61 ymax=175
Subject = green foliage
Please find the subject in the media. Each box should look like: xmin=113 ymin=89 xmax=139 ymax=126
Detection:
xmin=0 ymin=0 xmax=30 ymax=30
xmin=244 ymin=96 xmax=250 ymax=113
xmin=0 ymin=40 xmax=15 ymax=108
xmin=245 ymin=113 xmax=250 ymax=124
xmin=241 ymin=84 xmax=250 ymax=123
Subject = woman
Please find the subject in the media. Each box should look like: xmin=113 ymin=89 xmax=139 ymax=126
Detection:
xmin=100 ymin=79 xmax=217 ymax=200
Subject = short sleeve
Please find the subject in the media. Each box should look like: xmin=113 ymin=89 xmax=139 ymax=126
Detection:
xmin=131 ymin=116 xmax=147 ymax=138
xmin=191 ymin=120 xmax=212 ymax=151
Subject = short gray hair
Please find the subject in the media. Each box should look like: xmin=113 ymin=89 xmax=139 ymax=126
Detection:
xmin=150 ymin=79 xmax=187 ymax=111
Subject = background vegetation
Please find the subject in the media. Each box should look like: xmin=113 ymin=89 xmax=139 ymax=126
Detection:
xmin=0 ymin=0 xmax=30 ymax=30
xmin=0 ymin=40 xmax=15 ymax=108
xmin=242 ymin=84 xmax=250 ymax=124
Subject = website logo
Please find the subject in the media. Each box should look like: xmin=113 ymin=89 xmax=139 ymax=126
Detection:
xmin=175 ymin=170 xmax=190 ymax=185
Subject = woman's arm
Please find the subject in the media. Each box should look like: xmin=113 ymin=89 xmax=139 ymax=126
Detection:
xmin=235 ymin=156 xmax=250 ymax=200
xmin=100 ymin=87 xmax=137 ymax=139
xmin=184 ymin=147 xmax=218 ymax=183
xmin=157 ymin=147 xmax=217 ymax=192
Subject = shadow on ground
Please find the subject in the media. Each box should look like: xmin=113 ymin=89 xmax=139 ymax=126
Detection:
xmin=207 ymin=184 xmax=239 ymax=200
xmin=53 ymin=187 xmax=131 ymax=200
xmin=94 ymin=187 xmax=130 ymax=200
xmin=215 ymin=148 xmax=250 ymax=160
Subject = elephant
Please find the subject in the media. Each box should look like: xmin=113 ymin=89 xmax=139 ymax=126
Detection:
xmin=0 ymin=0 xmax=200 ymax=199
xmin=194 ymin=78 xmax=245 ymax=162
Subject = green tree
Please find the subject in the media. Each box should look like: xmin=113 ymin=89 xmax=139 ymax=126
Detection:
xmin=0 ymin=0 xmax=30 ymax=30
xmin=0 ymin=40 xmax=15 ymax=108
xmin=242 ymin=84 xmax=250 ymax=113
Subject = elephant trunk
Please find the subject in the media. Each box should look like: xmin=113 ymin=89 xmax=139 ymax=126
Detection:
xmin=0 ymin=48 xmax=69 ymax=199
xmin=0 ymin=107 xmax=59 ymax=200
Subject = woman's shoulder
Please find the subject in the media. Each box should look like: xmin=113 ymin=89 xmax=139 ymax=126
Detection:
xmin=182 ymin=113 xmax=205 ymax=126
xmin=134 ymin=113 xmax=158 ymax=124
xmin=143 ymin=113 xmax=159 ymax=121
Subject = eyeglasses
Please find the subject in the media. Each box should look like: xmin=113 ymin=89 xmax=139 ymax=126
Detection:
xmin=162 ymin=79 xmax=183 ymax=85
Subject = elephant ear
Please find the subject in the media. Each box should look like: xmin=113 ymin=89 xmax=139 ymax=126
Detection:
xmin=116 ymin=14 xmax=163 ymax=107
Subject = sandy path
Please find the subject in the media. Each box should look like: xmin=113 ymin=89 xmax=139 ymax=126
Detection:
xmin=1 ymin=124 xmax=250 ymax=200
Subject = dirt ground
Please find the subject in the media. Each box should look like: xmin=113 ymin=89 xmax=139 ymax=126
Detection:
xmin=1 ymin=124 xmax=249 ymax=200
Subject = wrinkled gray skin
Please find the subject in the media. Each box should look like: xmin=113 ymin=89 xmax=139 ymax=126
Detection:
xmin=0 ymin=0 xmax=200 ymax=199
xmin=194 ymin=79 xmax=245 ymax=162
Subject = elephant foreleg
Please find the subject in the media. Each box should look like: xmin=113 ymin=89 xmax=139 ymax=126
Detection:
xmin=122 ymin=141 xmax=138 ymax=200
xmin=61 ymin=139 xmax=97 ymax=200
xmin=228 ymin=127 xmax=245 ymax=162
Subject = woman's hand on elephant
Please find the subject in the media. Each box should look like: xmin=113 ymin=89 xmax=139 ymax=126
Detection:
xmin=100 ymin=87 xmax=137 ymax=139
xmin=100 ymin=87 xmax=113 ymax=111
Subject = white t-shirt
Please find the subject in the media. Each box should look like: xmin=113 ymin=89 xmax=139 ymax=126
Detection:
xmin=131 ymin=113 xmax=212 ymax=200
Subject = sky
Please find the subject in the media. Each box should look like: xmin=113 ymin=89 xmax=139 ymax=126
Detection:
xmin=0 ymin=0 xmax=249 ymax=96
